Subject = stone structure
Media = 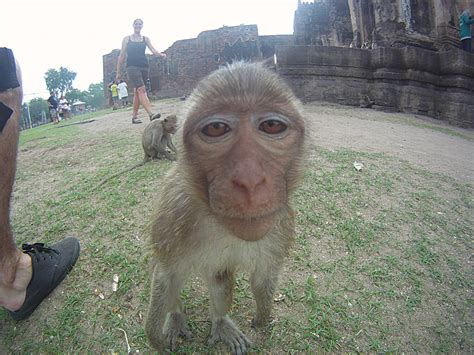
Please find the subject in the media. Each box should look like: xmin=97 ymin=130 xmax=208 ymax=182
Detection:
xmin=294 ymin=0 xmax=467 ymax=51
xmin=288 ymin=0 xmax=473 ymax=127
xmin=277 ymin=45 xmax=474 ymax=127
xmin=103 ymin=1 xmax=474 ymax=127
xmin=103 ymin=25 xmax=292 ymax=100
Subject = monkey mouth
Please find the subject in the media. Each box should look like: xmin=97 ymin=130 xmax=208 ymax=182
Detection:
xmin=218 ymin=212 xmax=277 ymax=241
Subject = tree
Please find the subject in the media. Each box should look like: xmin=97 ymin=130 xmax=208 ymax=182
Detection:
xmin=44 ymin=67 xmax=77 ymax=96
xmin=28 ymin=98 xmax=49 ymax=122
xmin=84 ymin=82 xmax=105 ymax=109
xmin=20 ymin=98 xmax=49 ymax=129
xmin=65 ymin=88 xmax=86 ymax=104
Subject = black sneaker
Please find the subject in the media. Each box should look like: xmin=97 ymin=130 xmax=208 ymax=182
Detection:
xmin=149 ymin=113 xmax=161 ymax=121
xmin=8 ymin=237 xmax=80 ymax=321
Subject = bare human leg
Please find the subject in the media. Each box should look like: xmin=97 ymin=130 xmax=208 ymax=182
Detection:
xmin=0 ymin=48 xmax=33 ymax=312
xmin=0 ymin=48 xmax=81 ymax=321
xmin=132 ymin=87 xmax=141 ymax=123
xmin=135 ymin=86 xmax=160 ymax=121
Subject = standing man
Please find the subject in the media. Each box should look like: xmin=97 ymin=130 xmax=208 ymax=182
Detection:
xmin=0 ymin=47 xmax=80 ymax=320
xmin=47 ymin=91 xmax=59 ymax=124
xmin=459 ymin=9 xmax=474 ymax=52
xmin=110 ymin=81 xmax=119 ymax=110
xmin=118 ymin=80 xmax=129 ymax=107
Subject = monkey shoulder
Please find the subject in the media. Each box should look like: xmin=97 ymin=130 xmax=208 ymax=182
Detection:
xmin=149 ymin=173 xmax=197 ymax=251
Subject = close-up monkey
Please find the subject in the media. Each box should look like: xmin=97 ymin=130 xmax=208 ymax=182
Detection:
xmin=95 ymin=115 xmax=178 ymax=188
xmin=145 ymin=62 xmax=306 ymax=354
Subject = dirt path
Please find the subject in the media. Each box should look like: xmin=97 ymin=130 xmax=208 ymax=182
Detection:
xmin=305 ymin=102 xmax=473 ymax=182
xmin=84 ymin=99 xmax=474 ymax=183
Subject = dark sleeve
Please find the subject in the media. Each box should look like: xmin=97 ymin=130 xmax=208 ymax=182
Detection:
xmin=0 ymin=48 xmax=20 ymax=92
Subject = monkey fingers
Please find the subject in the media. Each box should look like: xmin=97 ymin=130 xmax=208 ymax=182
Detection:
xmin=208 ymin=316 xmax=253 ymax=355
xmin=163 ymin=311 xmax=193 ymax=350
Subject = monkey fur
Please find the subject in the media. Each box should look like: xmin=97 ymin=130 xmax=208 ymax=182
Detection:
xmin=145 ymin=62 xmax=306 ymax=354
xmin=95 ymin=115 xmax=177 ymax=188
xmin=142 ymin=114 xmax=178 ymax=161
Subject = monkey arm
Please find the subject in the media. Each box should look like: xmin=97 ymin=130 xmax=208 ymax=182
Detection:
xmin=166 ymin=135 xmax=177 ymax=154
xmin=151 ymin=128 xmax=175 ymax=161
xmin=145 ymin=266 xmax=190 ymax=350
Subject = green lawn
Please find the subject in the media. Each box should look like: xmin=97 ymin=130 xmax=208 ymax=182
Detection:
xmin=0 ymin=107 xmax=472 ymax=353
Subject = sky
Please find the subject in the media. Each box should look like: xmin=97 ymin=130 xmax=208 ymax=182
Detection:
xmin=1 ymin=0 xmax=297 ymax=102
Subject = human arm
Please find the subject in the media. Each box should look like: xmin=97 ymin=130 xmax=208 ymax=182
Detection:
xmin=116 ymin=37 xmax=128 ymax=81
xmin=145 ymin=36 xmax=166 ymax=59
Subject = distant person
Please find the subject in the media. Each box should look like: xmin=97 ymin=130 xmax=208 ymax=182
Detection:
xmin=116 ymin=18 xmax=166 ymax=124
xmin=58 ymin=95 xmax=70 ymax=120
xmin=47 ymin=91 xmax=59 ymax=124
xmin=118 ymin=80 xmax=129 ymax=107
xmin=110 ymin=81 xmax=119 ymax=110
xmin=459 ymin=9 xmax=474 ymax=52
xmin=0 ymin=47 xmax=80 ymax=321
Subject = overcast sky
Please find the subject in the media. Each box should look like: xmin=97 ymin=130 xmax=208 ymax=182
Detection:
xmin=1 ymin=0 xmax=297 ymax=101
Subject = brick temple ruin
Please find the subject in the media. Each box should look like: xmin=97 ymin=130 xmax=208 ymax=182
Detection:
xmin=103 ymin=0 xmax=474 ymax=127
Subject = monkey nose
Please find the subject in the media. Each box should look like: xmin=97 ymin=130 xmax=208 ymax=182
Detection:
xmin=231 ymin=170 xmax=268 ymax=204
xmin=232 ymin=175 xmax=266 ymax=193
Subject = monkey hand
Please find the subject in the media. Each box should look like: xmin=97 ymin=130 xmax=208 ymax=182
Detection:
xmin=208 ymin=316 xmax=253 ymax=355
xmin=163 ymin=312 xmax=193 ymax=351
xmin=164 ymin=152 xmax=176 ymax=161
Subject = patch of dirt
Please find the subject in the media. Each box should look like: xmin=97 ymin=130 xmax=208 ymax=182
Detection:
xmin=303 ymin=102 xmax=473 ymax=183
xmin=80 ymin=99 xmax=183 ymax=135
xmin=79 ymin=99 xmax=473 ymax=183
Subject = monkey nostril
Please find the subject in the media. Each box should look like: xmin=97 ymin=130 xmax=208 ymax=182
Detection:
xmin=231 ymin=175 xmax=266 ymax=196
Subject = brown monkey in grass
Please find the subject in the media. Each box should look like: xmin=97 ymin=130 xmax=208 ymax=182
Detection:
xmin=95 ymin=115 xmax=177 ymax=188
xmin=145 ymin=62 xmax=306 ymax=354
xmin=142 ymin=114 xmax=178 ymax=161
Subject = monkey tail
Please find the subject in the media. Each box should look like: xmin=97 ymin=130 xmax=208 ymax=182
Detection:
xmin=93 ymin=159 xmax=148 ymax=190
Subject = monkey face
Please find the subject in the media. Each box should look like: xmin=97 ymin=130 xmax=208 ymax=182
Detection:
xmin=163 ymin=115 xmax=178 ymax=134
xmin=189 ymin=111 xmax=303 ymax=241
xmin=182 ymin=63 xmax=305 ymax=241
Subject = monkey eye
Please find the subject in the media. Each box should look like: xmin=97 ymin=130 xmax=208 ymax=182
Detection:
xmin=259 ymin=119 xmax=287 ymax=135
xmin=201 ymin=122 xmax=231 ymax=137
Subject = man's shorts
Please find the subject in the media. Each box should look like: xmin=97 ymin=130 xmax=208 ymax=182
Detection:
xmin=0 ymin=47 xmax=20 ymax=92
xmin=50 ymin=108 xmax=58 ymax=119
xmin=126 ymin=66 xmax=148 ymax=89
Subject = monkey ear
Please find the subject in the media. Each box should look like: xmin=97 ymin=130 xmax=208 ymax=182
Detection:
xmin=164 ymin=118 xmax=168 ymax=122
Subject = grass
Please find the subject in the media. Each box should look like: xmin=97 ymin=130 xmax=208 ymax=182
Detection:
xmin=0 ymin=104 xmax=472 ymax=353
